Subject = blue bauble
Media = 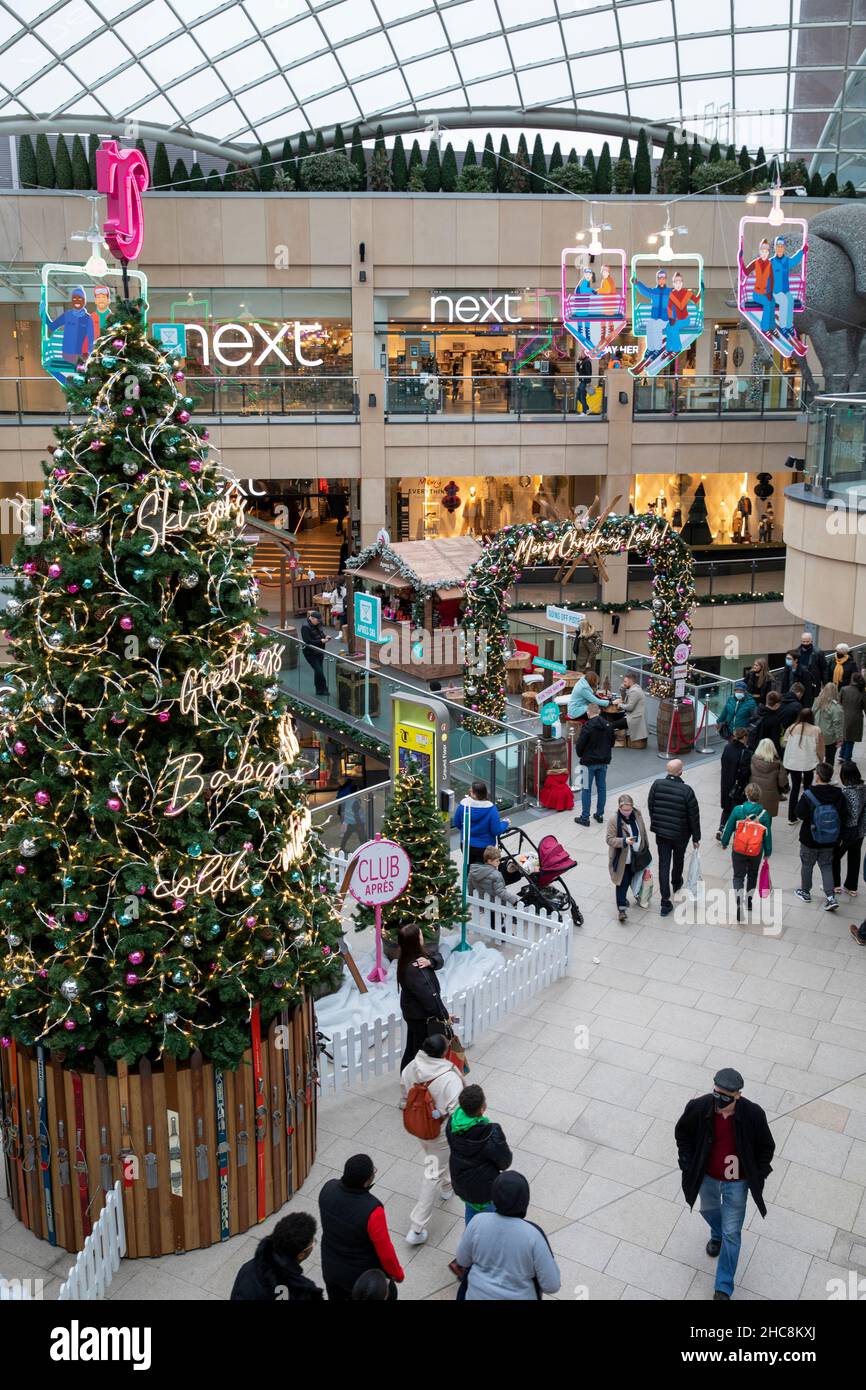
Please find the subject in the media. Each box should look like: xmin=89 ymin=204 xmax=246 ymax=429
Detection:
xmin=247 ymin=807 xmax=257 ymax=818
xmin=210 ymin=925 xmax=220 ymax=937
xmin=0 ymin=752 xmax=8 ymax=763
xmin=122 ymin=503 xmax=133 ymax=514
xmin=62 ymin=876 xmax=73 ymax=888
xmin=133 ymin=568 xmax=145 ymax=580
xmin=188 ymin=843 xmax=202 ymax=857
xmin=82 ymin=579 xmax=93 ymax=589
xmin=102 ymin=355 xmax=117 ymax=367
xmin=118 ymin=913 xmax=132 ymax=926
xmin=172 ymin=970 xmax=184 ymax=984
xmin=250 ymin=883 xmax=264 ymax=897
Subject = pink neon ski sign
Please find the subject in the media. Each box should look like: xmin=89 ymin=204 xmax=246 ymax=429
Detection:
xmin=95 ymin=140 xmax=149 ymax=262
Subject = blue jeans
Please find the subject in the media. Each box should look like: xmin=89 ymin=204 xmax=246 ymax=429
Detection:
xmin=699 ymin=1175 xmax=749 ymax=1296
xmin=840 ymin=740 xmax=855 ymax=762
xmin=581 ymin=764 xmax=607 ymax=819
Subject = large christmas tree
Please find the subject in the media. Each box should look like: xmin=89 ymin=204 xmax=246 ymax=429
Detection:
xmin=0 ymin=300 xmax=341 ymax=1068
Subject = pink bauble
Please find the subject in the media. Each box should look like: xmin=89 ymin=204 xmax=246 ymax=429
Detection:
xmin=42 ymin=504 xmax=52 ymax=516
xmin=125 ymin=972 xmax=139 ymax=985
xmin=48 ymin=563 xmax=62 ymax=578
xmin=46 ymin=915 xmax=57 ymax=928
xmin=13 ymin=740 xmax=26 ymax=756
xmin=119 ymin=616 xmax=133 ymax=631
xmin=39 ymin=969 xmax=48 ymax=978
xmin=157 ymin=710 xmax=170 ymax=723
xmin=53 ymin=468 xmax=68 ymax=480
xmin=178 ymin=410 xmax=190 ymax=424
xmin=73 ymin=910 xmax=89 ymax=923
xmin=34 ymin=789 xmax=50 ymax=806
xmin=64 ymin=1019 xmax=76 ymax=1031
xmin=172 ymin=898 xmax=185 ymax=912
xmin=0 ymin=1037 xmax=9 ymax=1047
xmin=22 ymin=562 xmax=36 ymax=575
xmin=136 ymin=472 xmax=146 ymax=482
xmin=189 ymin=460 xmax=202 ymax=473
xmin=243 ymin=841 xmax=253 ymax=851
xmin=123 ymin=406 xmax=134 ymax=417
xmin=322 ymin=946 xmax=331 ymax=956
xmin=174 ymin=370 xmax=185 ymax=381
xmin=112 ymin=338 xmax=124 ymax=350
xmin=66 ymin=583 xmax=79 ymax=594
xmin=106 ymin=796 xmax=122 ymax=811
xmin=89 ymin=440 xmax=102 ymax=450
xmin=110 ymin=713 xmax=126 ymax=724
xmin=245 ymin=916 xmax=257 ymax=927
xmin=179 ymin=481 xmax=189 ymax=491
xmin=136 ymin=885 xmax=146 ymax=896
xmin=202 ymin=429 xmax=210 ymax=440
xmin=14 ymin=864 xmax=26 ymax=875
xmin=128 ymin=950 xmax=144 ymax=965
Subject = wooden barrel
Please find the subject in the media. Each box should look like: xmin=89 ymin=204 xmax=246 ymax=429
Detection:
xmin=656 ymin=699 xmax=697 ymax=754
xmin=0 ymin=997 xmax=317 ymax=1257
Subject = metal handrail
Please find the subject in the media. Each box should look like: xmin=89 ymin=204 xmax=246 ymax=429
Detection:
xmin=385 ymin=373 xmax=607 ymax=421
xmin=0 ymin=375 xmax=360 ymax=423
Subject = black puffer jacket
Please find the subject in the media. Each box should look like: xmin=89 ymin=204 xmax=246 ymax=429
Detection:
xmin=230 ymin=1237 xmax=324 ymax=1301
xmin=576 ymin=714 xmax=627 ymax=766
xmin=399 ymin=959 xmax=448 ymax=1025
xmin=719 ymin=740 xmax=751 ymax=810
xmin=778 ymin=694 xmax=802 ymax=731
xmin=674 ymin=1094 xmax=775 ymax=1217
xmin=748 ymin=706 xmax=785 ymax=754
xmin=446 ymin=1116 xmax=513 ymax=1206
xmin=647 ymin=774 xmax=701 ymax=844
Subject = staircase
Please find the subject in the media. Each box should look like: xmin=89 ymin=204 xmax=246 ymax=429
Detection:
xmin=249 ymin=522 xmax=342 ymax=590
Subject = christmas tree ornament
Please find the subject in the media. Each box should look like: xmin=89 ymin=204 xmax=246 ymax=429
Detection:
xmin=19 ymin=839 xmax=37 ymax=856
xmin=12 ymin=740 xmax=27 ymax=756
xmin=60 ymin=979 xmax=79 ymax=1000
xmin=127 ymin=950 xmax=144 ymax=965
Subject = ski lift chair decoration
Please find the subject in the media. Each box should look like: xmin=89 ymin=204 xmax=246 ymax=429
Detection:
xmin=629 ymin=250 xmax=704 ymax=379
xmin=561 ymin=245 xmax=628 ymax=360
xmin=737 ymin=204 xmax=808 ymax=360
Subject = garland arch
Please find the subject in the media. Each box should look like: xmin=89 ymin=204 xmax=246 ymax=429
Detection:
xmin=461 ymin=513 xmax=695 ymax=730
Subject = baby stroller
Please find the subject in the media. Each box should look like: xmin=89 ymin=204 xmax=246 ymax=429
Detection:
xmin=497 ymin=826 xmax=584 ymax=927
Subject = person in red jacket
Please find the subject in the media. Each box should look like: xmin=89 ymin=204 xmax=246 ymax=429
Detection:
xmin=318 ymin=1154 xmax=405 ymax=1301
xmin=740 ymin=238 xmax=775 ymax=333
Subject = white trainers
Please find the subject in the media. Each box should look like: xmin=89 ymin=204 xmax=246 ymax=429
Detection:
xmin=406 ymin=1227 xmax=428 ymax=1245
xmin=439 ymin=1186 xmax=454 ymax=1202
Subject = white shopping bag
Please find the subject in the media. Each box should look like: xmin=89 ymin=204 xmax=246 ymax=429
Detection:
xmin=686 ymin=847 xmax=703 ymax=898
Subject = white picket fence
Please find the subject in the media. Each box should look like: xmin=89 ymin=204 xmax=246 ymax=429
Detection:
xmin=57 ymin=1180 xmax=126 ymax=1300
xmin=318 ymin=880 xmax=571 ymax=1096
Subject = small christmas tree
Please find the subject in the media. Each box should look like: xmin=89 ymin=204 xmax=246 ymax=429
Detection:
xmin=595 ymin=141 xmax=612 ymax=193
xmin=18 ymin=135 xmax=37 ymax=188
xmin=354 ymin=763 xmax=462 ymax=946
xmin=71 ymin=135 xmax=91 ymax=189
xmin=634 ymin=129 xmax=652 ymax=194
xmin=54 ymin=135 xmax=73 ymax=189
xmin=440 ymin=143 xmax=458 ymax=192
xmin=680 ymin=481 xmax=714 ymax=546
xmin=0 ymin=299 xmax=342 ymax=1066
xmin=391 ymin=135 xmax=408 ymax=190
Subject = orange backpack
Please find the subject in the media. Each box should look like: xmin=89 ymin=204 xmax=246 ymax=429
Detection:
xmin=732 ymin=813 xmax=766 ymax=857
xmin=403 ymin=1081 xmax=443 ymax=1140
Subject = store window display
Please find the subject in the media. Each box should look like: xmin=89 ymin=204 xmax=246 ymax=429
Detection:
xmin=632 ymin=473 xmax=787 ymax=548
xmin=396 ymin=475 xmax=581 ymax=540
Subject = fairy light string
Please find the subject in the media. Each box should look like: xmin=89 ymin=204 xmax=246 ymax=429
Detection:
xmin=0 ymin=299 xmax=341 ymax=1068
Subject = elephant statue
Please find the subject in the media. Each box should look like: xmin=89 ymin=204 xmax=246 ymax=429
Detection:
xmin=796 ymin=203 xmax=866 ymax=391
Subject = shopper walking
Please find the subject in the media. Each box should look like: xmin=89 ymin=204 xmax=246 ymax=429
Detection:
xmin=720 ymin=782 xmax=772 ymax=921
xmin=452 ymin=780 xmax=510 ymax=865
xmin=840 ymin=672 xmax=866 ymax=762
xmin=401 ymin=1034 xmax=463 ymax=1247
xmin=446 ymin=1084 xmax=512 ymax=1225
xmin=576 ymin=354 xmax=592 ymax=412
xmin=300 ymin=607 xmax=330 ymax=696
xmin=336 ymin=777 xmax=366 ymax=854
xmin=397 ymin=924 xmax=450 ymax=1071
xmin=647 ymin=759 xmax=701 ymax=917
xmin=744 ymin=658 xmax=773 ymax=705
xmin=794 ymin=632 xmax=827 ymax=704
xmin=828 ymin=642 xmax=859 ymax=689
xmin=749 ymin=737 xmax=788 ymax=819
xmin=230 ymin=1213 xmax=323 ymax=1301
xmin=717 ymin=727 xmax=752 ymax=836
xmin=452 ymin=1172 xmax=561 ymax=1301
xmin=783 ymin=708 xmax=825 ymax=824
xmin=795 ymin=761 xmax=845 ymax=911
xmin=814 ymin=682 xmax=844 ymax=767
xmin=717 ymin=680 xmax=757 ymax=739
xmin=747 ymin=690 xmax=785 ymax=755
xmin=779 ymin=682 xmax=804 ymax=732
xmin=606 ymin=793 xmax=650 ymax=923
xmin=832 ymin=762 xmax=866 ymax=899
xmin=574 ymin=708 xmax=627 ymax=826
xmin=318 ymin=1155 xmax=405 ymax=1302
xmin=674 ymin=1068 xmax=775 ymax=1302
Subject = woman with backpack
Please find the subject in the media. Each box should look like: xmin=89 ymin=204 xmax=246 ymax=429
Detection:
xmin=397 ymin=924 xmax=450 ymax=1071
xmin=814 ymin=683 xmax=844 ymax=768
xmin=720 ymin=782 xmax=772 ymax=922
xmin=782 ymin=709 xmax=825 ymax=825
xmin=833 ymin=762 xmax=866 ymax=899
xmin=401 ymin=1034 xmax=463 ymax=1249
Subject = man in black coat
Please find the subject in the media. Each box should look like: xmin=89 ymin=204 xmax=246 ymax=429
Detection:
xmin=778 ymin=683 xmax=803 ymax=732
xmin=230 ymin=1212 xmax=323 ymax=1301
xmin=646 ymin=759 xmax=701 ymax=916
xmin=746 ymin=689 xmax=785 ymax=754
xmin=794 ymin=632 xmax=826 ymax=704
xmin=300 ymin=607 xmax=329 ymax=695
xmin=674 ymin=1067 xmax=775 ymax=1302
xmin=574 ymin=710 xmax=628 ymax=827
xmin=717 ymin=729 xmax=752 ymax=834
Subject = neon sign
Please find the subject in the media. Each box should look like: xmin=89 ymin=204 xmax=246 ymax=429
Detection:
xmin=154 ymin=321 xmax=326 ymax=368
xmin=429 ymin=293 xmax=523 ymax=324
xmin=95 ymin=140 xmax=149 ymax=263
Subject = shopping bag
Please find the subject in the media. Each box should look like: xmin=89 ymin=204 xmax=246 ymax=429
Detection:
xmin=446 ymin=1033 xmax=470 ymax=1076
xmin=758 ymin=858 xmax=772 ymax=899
xmin=632 ymin=867 xmax=653 ymax=907
xmin=686 ymin=848 xmax=703 ymax=897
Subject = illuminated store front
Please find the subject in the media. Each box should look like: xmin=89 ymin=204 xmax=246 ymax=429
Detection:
xmin=631 ymin=472 xmax=788 ymax=547
xmin=391 ymin=475 xmax=600 ymax=541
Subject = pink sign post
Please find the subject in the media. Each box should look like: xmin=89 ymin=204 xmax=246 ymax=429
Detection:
xmin=95 ymin=140 xmax=149 ymax=295
xmin=347 ymin=834 xmax=412 ymax=983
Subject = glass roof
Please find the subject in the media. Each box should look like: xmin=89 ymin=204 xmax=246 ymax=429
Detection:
xmin=0 ymin=0 xmax=864 ymax=164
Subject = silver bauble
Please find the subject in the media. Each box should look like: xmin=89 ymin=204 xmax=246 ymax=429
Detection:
xmin=48 ymin=632 xmax=63 ymax=648
xmin=7 ymin=933 xmax=21 ymax=947
xmin=263 ymin=947 xmax=276 ymax=961
xmin=57 ymin=762 xmax=72 ymax=776
xmin=40 ymin=693 xmax=57 ymax=711
xmin=164 ymin=1011 xmax=178 ymax=1025
xmin=84 ymin=527 xmax=101 ymax=543
xmin=109 ymin=777 xmax=122 ymax=794
xmin=265 ymin=685 xmax=280 ymax=700
xmin=180 ymin=933 xmax=195 ymax=947
xmin=147 ymin=635 xmax=163 ymax=650
xmin=23 ymin=525 xmax=39 ymax=541
xmin=20 ymin=838 xmax=37 ymax=857
xmin=180 ymin=573 xmax=199 ymax=589
xmin=139 ymin=366 xmax=152 ymax=381
xmin=60 ymin=978 xmax=79 ymax=1000
xmin=6 ymin=598 xmax=22 ymax=617
xmin=122 ymin=461 xmax=138 ymax=477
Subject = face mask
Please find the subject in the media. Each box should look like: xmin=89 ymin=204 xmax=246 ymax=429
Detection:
xmin=734 ymin=692 xmax=744 ymax=700
xmin=714 ymin=1090 xmax=736 ymax=1110
xmin=786 ymin=658 xmax=794 ymax=667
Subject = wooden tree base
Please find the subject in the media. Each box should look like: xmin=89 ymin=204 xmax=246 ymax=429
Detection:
xmin=0 ymin=998 xmax=318 ymax=1257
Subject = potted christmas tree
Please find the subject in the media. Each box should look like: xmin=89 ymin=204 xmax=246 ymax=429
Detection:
xmin=354 ymin=761 xmax=462 ymax=965
xmin=0 ymin=300 xmax=342 ymax=1253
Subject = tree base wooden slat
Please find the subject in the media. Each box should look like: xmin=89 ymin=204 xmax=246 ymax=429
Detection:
xmin=0 ymin=997 xmax=317 ymax=1257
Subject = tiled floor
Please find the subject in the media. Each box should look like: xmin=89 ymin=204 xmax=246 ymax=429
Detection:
xmin=4 ymin=754 xmax=866 ymax=1301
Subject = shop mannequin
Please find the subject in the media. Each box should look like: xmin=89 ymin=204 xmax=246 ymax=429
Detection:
xmin=717 ymin=498 xmax=730 ymax=540
xmin=735 ymin=494 xmax=752 ymax=542
xmin=758 ymin=504 xmax=774 ymax=543
xmin=511 ymin=478 xmax=536 ymax=525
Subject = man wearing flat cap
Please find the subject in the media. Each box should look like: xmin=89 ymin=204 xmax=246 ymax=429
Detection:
xmin=674 ymin=1068 xmax=775 ymax=1301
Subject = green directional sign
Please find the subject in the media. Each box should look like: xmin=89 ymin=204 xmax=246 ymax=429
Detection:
xmin=533 ymin=657 xmax=567 ymax=674
xmin=540 ymin=702 xmax=560 ymax=725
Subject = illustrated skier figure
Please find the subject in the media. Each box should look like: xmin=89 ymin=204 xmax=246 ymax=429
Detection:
xmin=633 ymin=267 xmax=671 ymax=364
xmin=740 ymin=238 xmax=775 ymax=334
xmin=90 ymin=285 xmax=113 ymax=342
xmin=665 ymin=271 xmax=702 ymax=354
xmin=771 ymin=234 xmax=806 ymax=338
xmin=43 ymin=286 xmax=93 ymax=380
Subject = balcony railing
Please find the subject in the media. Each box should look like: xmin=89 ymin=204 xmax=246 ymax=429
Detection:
xmin=633 ymin=373 xmax=811 ymax=418
xmin=0 ymin=375 xmax=359 ymax=423
xmin=385 ymin=373 xmax=606 ymax=420
xmin=804 ymin=394 xmax=866 ymax=496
